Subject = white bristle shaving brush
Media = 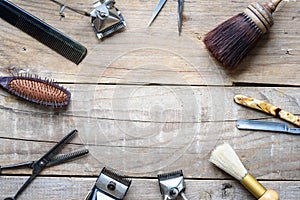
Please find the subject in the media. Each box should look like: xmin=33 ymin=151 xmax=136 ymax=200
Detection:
xmin=209 ymin=143 xmax=279 ymax=200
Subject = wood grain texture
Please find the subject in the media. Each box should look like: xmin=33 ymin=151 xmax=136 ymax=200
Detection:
xmin=0 ymin=86 xmax=299 ymax=179
xmin=0 ymin=0 xmax=298 ymax=85
xmin=0 ymin=0 xmax=299 ymax=199
xmin=0 ymin=177 xmax=299 ymax=200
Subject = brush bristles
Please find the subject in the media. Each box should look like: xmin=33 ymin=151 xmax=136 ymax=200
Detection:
xmin=203 ymin=13 xmax=263 ymax=69
xmin=209 ymin=143 xmax=248 ymax=180
xmin=5 ymin=75 xmax=71 ymax=107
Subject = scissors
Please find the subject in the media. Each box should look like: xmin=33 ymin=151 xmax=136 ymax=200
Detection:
xmin=1 ymin=130 xmax=89 ymax=200
xmin=147 ymin=0 xmax=184 ymax=35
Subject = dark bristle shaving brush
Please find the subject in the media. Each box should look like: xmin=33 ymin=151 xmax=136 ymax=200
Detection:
xmin=203 ymin=0 xmax=283 ymax=69
xmin=210 ymin=143 xmax=279 ymax=200
xmin=0 ymin=75 xmax=71 ymax=107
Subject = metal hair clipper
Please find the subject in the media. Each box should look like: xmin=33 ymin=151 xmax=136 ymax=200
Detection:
xmin=90 ymin=0 xmax=126 ymax=39
xmin=85 ymin=167 xmax=132 ymax=200
xmin=158 ymin=170 xmax=188 ymax=200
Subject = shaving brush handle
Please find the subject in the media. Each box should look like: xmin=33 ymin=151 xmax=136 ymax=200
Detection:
xmin=259 ymin=190 xmax=280 ymax=200
xmin=264 ymin=0 xmax=282 ymax=13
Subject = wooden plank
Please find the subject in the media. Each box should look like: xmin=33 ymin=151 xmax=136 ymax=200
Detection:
xmin=0 ymin=1 xmax=299 ymax=199
xmin=0 ymin=177 xmax=299 ymax=200
xmin=0 ymin=86 xmax=299 ymax=178
xmin=0 ymin=0 xmax=299 ymax=85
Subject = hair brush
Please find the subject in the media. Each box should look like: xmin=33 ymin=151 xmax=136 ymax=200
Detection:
xmin=0 ymin=75 xmax=71 ymax=107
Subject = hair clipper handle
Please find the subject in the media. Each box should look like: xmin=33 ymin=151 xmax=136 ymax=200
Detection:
xmin=258 ymin=190 xmax=279 ymax=200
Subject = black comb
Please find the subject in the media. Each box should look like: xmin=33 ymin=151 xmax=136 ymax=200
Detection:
xmin=0 ymin=0 xmax=87 ymax=65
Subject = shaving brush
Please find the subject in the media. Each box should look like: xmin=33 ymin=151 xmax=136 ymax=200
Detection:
xmin=203 ymin=0 xmax=283 ymax=69
xmin=209 ymin=143 xmax=279 ymax=200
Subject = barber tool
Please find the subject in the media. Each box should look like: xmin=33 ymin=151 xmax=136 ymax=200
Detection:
xmin=237 ymin=120 xmax=300 ymax=135
xmin=85 ymin=167 xmax=132 ymax=200
xmin=157 ymin=170 xmax=188 ymax=200
xmin=0 ymin=0 xmax=87 ymax=65
xmin=210 ymin=143 xmax=279 ymax=200
xmin=1 ymin=130 xmax=89 ymax=200
xmin=203 ymin=0 xmax=283 ymax=69
xmin=49 ymin=0 xmax=91 ymax=18
xmin=50 ymin=0 xmax=126 ymax=40
xmin=0 ymin=74 xmax=71 ymax=107
xmin=234 ymin=94 xmax=300 ymax=127
xmin=148 ymin=0 xmax=184 ymax=35
xmin=90 ymin=0 xmax=126 ymax=39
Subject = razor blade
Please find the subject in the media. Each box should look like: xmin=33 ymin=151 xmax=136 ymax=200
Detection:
xmin=90 ymin=0 xmax=126 ymax=39
xmin=158 ymin=170 xmax=188 ymax=200
xmin=85 ymin=167 xmax=131 ymax=200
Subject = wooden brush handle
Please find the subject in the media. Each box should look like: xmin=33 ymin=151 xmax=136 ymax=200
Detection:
xmin=271 ymin=0 xmax=282 ymax=7
xmin=259 ymin=190 xmax=279 ymax=200
xmin=244 ymin=0 xmax=283 ymax=34
xmin=234 ymin=95 xmax=300 ymax=127
xmin=264 ymin=0 xmax=283 ymax=13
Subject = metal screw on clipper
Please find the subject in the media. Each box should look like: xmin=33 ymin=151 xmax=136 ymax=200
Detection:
xmin=158 ymin=170 xmax=189 ymax=200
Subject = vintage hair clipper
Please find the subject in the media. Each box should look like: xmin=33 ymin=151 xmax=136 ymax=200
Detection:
xmin=158 ymin=170 xmax=188 ymax=200
xmin=90 ymin=0 xmax=126 ymax=39
xmin=85 ymin=167 xmax=132 ymax=200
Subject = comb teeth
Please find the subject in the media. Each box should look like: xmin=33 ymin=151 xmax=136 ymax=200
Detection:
xmin=0 ymin=0 xmax=87 ymax=64
xmin=101 ymin=167 xmax=131 ymax=186
xmin=15 ymin=15 xmax=87 ymax=64
xmin=0 ymin=75 xmax=71 ymax=107
xmin=158 ymin=170 xmax=183 ymax=181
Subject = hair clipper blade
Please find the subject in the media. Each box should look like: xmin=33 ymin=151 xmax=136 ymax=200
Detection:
xmin=90 ymin=0 xmax=126 ymax=39
xmin=158 ymin=170 xmax=188 ymax=200
xmin=85 ymin=167 xmax=131 ymax=200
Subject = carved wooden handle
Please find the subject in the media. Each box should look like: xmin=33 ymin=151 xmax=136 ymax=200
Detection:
xmin=234 ymin=95 xmax=300 ymax=127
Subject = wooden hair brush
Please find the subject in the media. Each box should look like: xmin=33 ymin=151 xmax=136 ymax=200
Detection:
xmin=209 ymin=143 xmax=279 ymax=200
xmin=0 ymin=75 xmax=71 ymax=107
xmin=203 ymin=0 xmax=283 ymax=69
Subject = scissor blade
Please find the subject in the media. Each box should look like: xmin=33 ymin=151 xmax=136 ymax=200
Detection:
xmin=41 ymin=129 xmax=78 ymax=161
xmin=178 ymin=0 xmax=183 ymax=35
xmin=147 ymin=0 xmax=168 ymax=27
xmin=46 ymin=149 xmax=89 ymax=167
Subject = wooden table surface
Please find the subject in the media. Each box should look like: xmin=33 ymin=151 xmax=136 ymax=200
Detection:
xmin=0 ymin=0 xmax=299 ymax=199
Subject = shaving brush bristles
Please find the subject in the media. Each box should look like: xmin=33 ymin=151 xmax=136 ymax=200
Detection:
xmin=209 ymin=143 xmax=248 ymax=180
xmin=0 ymin=75 xmax=71 ymax=107
xmin=210 ymin=143 xmax=280 ymax=200
xmin=203 ymin=0 xmax=282 ymax=69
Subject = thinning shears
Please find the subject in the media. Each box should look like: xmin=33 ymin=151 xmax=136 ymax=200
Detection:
xmin=147 ymin=0 xmax=184 ymax=35
xmin=1 ymin=130 xmax=89 ymax=200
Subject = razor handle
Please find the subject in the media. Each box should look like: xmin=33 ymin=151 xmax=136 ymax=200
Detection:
xmin=0 ymin=0 xmax=87 ymax=64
